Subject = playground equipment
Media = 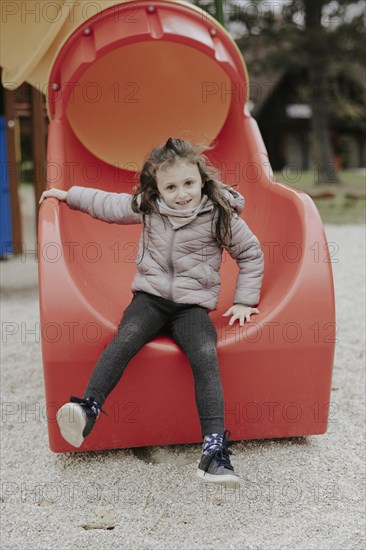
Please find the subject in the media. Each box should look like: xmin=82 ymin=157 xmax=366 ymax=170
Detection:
xmin=1 ymin=0 xmax=335 ymax=452
xmin=0 ymin=116 xmax=13 ymax=256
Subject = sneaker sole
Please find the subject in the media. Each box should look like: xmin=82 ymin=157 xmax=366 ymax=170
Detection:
xmin=196 ymin=469 xmax=241 ymax=488
xmin=56 ymin=404 xmax=87 ymax=448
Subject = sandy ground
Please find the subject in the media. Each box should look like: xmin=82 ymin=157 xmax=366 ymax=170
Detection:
xmin=1 ymin=186 xmax=365 ymax=549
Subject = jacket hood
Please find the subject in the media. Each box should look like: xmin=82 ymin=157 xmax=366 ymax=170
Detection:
xmin=221 ymin=186 xmax=245 ymax=213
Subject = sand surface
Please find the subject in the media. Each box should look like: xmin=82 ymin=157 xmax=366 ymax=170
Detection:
xmin=1 ymin=186 xmax=365 ymax=549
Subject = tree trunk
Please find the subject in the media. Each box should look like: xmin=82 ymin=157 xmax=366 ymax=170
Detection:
xmin=305 ymin=0 xmax=340 ymax=184
xmin=308 ymin=65 xmax=340 ymax=184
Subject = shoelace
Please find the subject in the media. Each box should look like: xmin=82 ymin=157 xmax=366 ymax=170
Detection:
xmin=70 ymin=396 xmax=108 ymax=416
xmin=204 ymin=429 xmax=234 ymax=472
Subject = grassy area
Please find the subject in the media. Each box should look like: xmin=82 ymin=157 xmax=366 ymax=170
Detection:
xmin=274 ymin=169 xmax=366 ymax=224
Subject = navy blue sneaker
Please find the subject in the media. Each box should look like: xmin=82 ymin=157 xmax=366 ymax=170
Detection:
xmin=56 ymin=396 xmax=107 ymax=448
xmin=196 ymin=430 xmax=240 ymax=488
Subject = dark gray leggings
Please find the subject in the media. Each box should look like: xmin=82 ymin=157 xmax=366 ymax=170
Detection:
xmin=83 ymin=291 xmax=225 ymax=437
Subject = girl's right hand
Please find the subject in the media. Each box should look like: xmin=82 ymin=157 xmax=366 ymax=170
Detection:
xmin=39 ymin=188 xmax=68 ymax=205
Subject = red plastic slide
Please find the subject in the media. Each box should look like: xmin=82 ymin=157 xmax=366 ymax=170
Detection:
xmin=38 ymin=0 xmax=336 ymax=452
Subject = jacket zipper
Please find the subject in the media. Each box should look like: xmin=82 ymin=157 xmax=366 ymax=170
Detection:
xmin=167 ymin=228 xmax=177 ymax=300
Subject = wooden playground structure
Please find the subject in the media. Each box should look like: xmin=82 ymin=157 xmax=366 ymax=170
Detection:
xmin=1 ymin=71 xmax=47 ymax=256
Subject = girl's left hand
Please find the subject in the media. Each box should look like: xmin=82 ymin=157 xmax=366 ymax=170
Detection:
xmin=222 ymin=304 xmax=260 ymax=326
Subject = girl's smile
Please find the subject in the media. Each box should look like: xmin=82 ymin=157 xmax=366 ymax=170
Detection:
xmin=156 ymin=159 xmax=204 ymax=210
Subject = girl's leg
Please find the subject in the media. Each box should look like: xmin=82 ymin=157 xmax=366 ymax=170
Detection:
xmin=168 ymin=306 xmax=225 ymax=438
xmin=168 ymin=307 xmax=241 ymax=486
xmin=82 ymin=292 xmax=170 ymax=405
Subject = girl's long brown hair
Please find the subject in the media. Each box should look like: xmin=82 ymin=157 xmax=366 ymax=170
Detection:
xmin=131 ymin=138 xmax=236 ymax=262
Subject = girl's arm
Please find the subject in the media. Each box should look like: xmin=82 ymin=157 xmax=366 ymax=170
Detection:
xmin=224 ymin=214 xmax=264 ymax=308
xmin=39 ymin=186 xmax=142 ymax=225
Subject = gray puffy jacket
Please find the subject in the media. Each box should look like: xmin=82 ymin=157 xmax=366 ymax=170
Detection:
xmin=66 ymin=186 xmax=264 ymax=311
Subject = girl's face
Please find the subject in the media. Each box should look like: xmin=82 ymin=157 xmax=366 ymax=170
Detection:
xmin=156 ymin=159 xmax=204 ymax=210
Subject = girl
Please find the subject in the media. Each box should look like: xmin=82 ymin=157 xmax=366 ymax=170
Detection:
xmin=39 ymin=138 xmax=264 ymax=487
